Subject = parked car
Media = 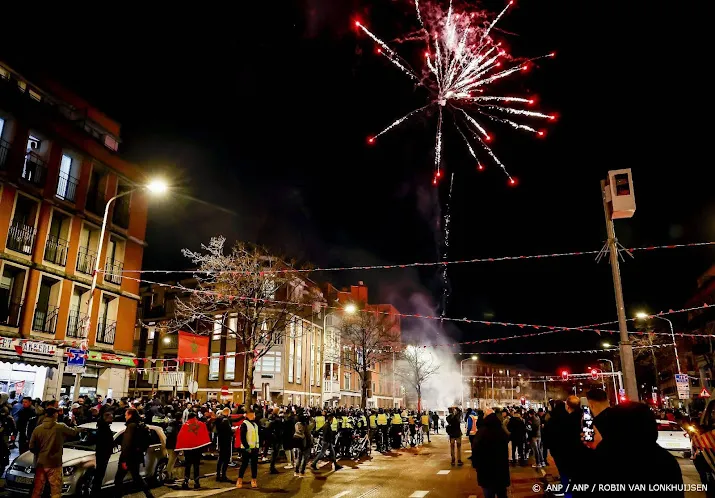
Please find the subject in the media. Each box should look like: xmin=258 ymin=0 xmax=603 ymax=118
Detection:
xmin=655 ymin=419 xmax=691 ymax=457
xmin=4 ymin=422 xmax=168 ymax=497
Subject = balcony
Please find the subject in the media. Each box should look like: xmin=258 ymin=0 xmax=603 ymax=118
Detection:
xmin=66 ymin=308 xmax=88 ymax=338
xmin=32 ymin=306 xmax=58 ymax=334
xmin=104 ymin=259 xmax=123 ymax=285
xmin=158 ymin=371 xmax=188 ymax=390
xmin=0 ymin=139 xmax=10 ymax=169
xmin=21 ymin=153 xmax=47 ymax=187
xmin=56 ymin=172 xmax=79 ymax=203
xmin=96 ymin=317 xmax=116 ymax=345
xmin=112 ymin=200 xmax=130 ymax=229
xmin=44 ymin=235 xmax=69 ymax=266
xmin=0 ymin=300 xmax=22 ymax=328
xmin=6 ymin=221 xmax=36 ymax=255
xmin=76 ymin=247 xmax=96 ymax=275
xmin=85 ymin=190 xmax=105 ymax=216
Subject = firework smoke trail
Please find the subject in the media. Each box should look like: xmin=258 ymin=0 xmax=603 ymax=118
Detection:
xmin=360 ymin=0 xmax=556 ymax=184
xmin=440 ymin=172 xmax=455 ymax=320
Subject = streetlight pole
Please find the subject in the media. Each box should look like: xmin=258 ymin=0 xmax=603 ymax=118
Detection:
xmin=636 ymin=313 xmax=681 ymax=374
xmin=599 ymin=358 xmax=619 ymax=405
xmin=460 ymin=356 xmax=477 ymax=409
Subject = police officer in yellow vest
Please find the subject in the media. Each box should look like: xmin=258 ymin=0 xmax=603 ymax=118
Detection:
xmin=421 ymin=412 xmax=431 ymax=443
xmin=338 ymin=411 xmax=352 ymax=458
xmin=236 ymin=408 xmax=260 ymax=489
xmin=368 ymin=411 xmax=378 ymax=445
xmin=390 ymin=410 xmax=403 ymax=449
xmin=376 ymin=409 xmax=389 ymax=452
xmin=314 ymin=412 xmax=326 ymax=433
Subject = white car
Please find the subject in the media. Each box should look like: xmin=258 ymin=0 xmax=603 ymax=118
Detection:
xmin=655 ymin=420 xmax=691 ymax=457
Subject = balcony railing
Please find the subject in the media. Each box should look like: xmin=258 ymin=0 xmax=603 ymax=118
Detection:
xmin=56 ymin=172 xmax=79 ymax=203
xmin=66 ymin=308 xmax=88 ymax=338
xmin=21 ymin=153 xmax=47 ymax=187
xmin=96 ymin=317 xmax=116 ymax=345
xmin=6 ymin=221 xmax=36 ymax=255
xmin=44 ymin=235 xmax=69 ymax=266
xmin=0 ymin=139 xmax=10 ymax=169
xmin=0 ymin=300 xmax=22 ymax=328
xmin=104 ymin=259 xmax=123 ymax=285
xmin=76 ymin=247 xmax=97 ymax=275
xmin=112 ymin=199 xmax=130 ymax=228
xmin=33 ymin=305 xmax=58 ymax=334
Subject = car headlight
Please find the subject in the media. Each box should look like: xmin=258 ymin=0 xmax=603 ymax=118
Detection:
xmin=62 ymin=466 xmax=76 ymax=477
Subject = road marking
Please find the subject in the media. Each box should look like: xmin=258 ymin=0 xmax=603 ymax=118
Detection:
xmin=410 ymin=492 xmax=429 ymax=498
xmin=162 ymin=489 xmax=232 ymax=498
xmin=332 ymin=491 xmax=350 ymax=498
xmin=437 ymin=470 xmax=451 ymax=475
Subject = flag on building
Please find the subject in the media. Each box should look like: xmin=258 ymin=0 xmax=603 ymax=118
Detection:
xmin=178 ymin=331 xmax=209 ymax=365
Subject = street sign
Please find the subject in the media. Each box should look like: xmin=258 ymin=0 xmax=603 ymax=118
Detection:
xmin=65 ymin=348 xmax=87 ymax=375
xmin=675 ymin=374 xmax=690 ymax=400
xmin=700 ymin=387 xmax=711 ymax=398
xmin=618 ymin=388 xmax=625 ymax=396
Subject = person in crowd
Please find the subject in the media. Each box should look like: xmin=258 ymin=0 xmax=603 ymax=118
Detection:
xmin=586 ymin=389 xmax=612 ymax=440
xmin=432 ymin=411 xmax=440 ymax=434
xmin=466 ymin=408 xmax=479 ymax=447
xmin=236 ymin=408 xmax=260 ymax=489
xmin=29 ymin=407 xmax=81 ymax=498
xmin=16 ymin=397 xmax=36 ymax=454
xmin=175 ymin=411 xmax=211 ymax=490
xmin=164 ymin=411 xmax=182 ymax=484
xmin=446 ymin=406 xmax=463 ymax=466
xmin=292 ymin=413 xmax=311 ymax=477
xmin=527 ymin=409 xmax=545 ymax=468
xmin=282 ymin=409 xmax=296 ymax=469
xmin=472 ymin=409 xmax=510 ymax=498
xmin=114 ymin=408 xmax=155 ymax=498
xmin=506 ymin=409 xmax=526 ymax=465
xmin=268 ymin=407 xmax=283 ymax=474
xmin=311 ymin=413 xmax=342 ymax=471
xmin=92 ymin=410 xmax=114 ymax=498
xmin=421 ymin=411 xmax=431 ymax=443
xmin=215 ymin=407 xmax=233 ymax=482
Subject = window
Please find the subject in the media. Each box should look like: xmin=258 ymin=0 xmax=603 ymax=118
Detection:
xmin=147 ymin=327 xmax=156 ymax=342
xmin=33 ymin=275 xmax=61 ymax=334
xmin=56 ymin=153 xmax=80 ymax=202
xmin=224 ymin=354 xmax=235 ymax=380
xmin=288 ymin=328 xmax=295 ymax=383
xmin=112 ymin=181 xmax=131 ymax=228
xmin=0 ymin=66 xmax=9 ymax=80
xmin=0 ymin=265 xmax=26 ymax=327
xmin=344 ymin=371 xmax=350 ymax=391
xmin=213 ymin=316 xmax=223 ymax=341
xmin=227 ymin=313 xmax=238 ymax=339
xmin=310 ymin=343 xmax=315 ymax=386
xmin=316 ymin=345 xmax=321 ymax=387
xmin=7 ymin=195 xmax=39 ymax=255
xmin=209 ymin=353 xmax=220 ymax=380
xmin=103 ymin=238 xmax=124 ymax=285
xmin=0 ymin=117 xmax=4 ymax=138
xmin=44 ymin=210 xmax=71 ymax=266
xmin=296 ymin=334 xmax=302 ymax=384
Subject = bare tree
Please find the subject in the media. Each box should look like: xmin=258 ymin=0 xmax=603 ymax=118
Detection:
xmin=339 ymin=309 xmax=399 ymax=409
xmin=396 ymin=346 xmax=440 ymax=412
xmin=172 ymin=237 xmax=320 ymax=405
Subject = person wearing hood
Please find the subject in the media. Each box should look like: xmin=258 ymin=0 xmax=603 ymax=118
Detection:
xmin=584 ymin=402 xmax=683 ymax=497
xmin=472 ymin=409 xmax=510 ymax=498
xmin=28 ymin=408 xmax=81 ymax=498
xmin=92 ymin=411 xmax=115 ymax=498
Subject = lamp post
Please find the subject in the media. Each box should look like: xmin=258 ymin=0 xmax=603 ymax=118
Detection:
xmin=598 ymin=354 xmax=619 ymax=405
xmin=322 ymin=303 xmax=356 ymax=408
xmin=460 ymin=355 xmax=478 ymax=409
xmin=85 ymin=180 xmax=168 ymax=338
xmin=636 ymin=312 xmax=681 ymax=374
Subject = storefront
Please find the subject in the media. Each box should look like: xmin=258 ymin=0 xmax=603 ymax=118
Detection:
xmin=0 ymin=337 xmax=61 ymax=400
xmin=61 ymin=350 xmax=133 ymax=400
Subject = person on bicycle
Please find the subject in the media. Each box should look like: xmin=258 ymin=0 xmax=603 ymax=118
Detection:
xmin=408 ymin=411 xmax=417 ymax=447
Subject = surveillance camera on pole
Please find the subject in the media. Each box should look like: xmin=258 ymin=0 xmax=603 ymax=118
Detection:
xmin=600 ymin=169 xmax=639 ymax=401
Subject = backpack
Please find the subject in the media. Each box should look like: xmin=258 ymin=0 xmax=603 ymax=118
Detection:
xmin=135 ymin=422 xmax=151 ymax=453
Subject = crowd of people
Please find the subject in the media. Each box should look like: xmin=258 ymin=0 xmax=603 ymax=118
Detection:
xmin=0 ymin=388 xmax=695 ymax=498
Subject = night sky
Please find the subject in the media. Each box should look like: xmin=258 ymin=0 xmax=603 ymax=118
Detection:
xmin=3 ymin=1 xmax=713 ymax=371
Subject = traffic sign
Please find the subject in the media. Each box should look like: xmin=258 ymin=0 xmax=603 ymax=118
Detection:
xmin=65 ymin=348 xmax=87 ymax=374
xmin=675 ymin=374 xmax=690 ymax=400
xmin=700 ymin=387 xmax=711 ymax=398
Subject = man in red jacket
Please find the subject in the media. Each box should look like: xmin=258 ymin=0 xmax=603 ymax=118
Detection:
xmin=175 ymin=412 xmax=210 ymax=489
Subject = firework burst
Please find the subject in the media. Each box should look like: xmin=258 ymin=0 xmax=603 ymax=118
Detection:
xmin=357 ymin=0 xmax=556 ymax=185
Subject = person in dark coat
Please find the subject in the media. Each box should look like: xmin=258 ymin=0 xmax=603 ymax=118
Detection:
xmin=282 ymin=410 xmax=296 ymax=469
xmin=113 ymin=408 xmax=154 ymax=498
xmin=92 ymin=411 xmax=114 ymax=497
xmin=215 ymin=408 xmax=234 ymax=482
xmin=472 ymin=410 xmax=510 ymax=498
xmin=268 ymin=408 xmax=283 ymax=474
xmin=16 ymin=397 xmax=36 ymax=454
xmin=164 ymin=412 xmax=182 ymax=484
xmin=583 ymin=402 xmax=683 ymax=497
xmin=506 ymin=410 xmax=527 ymax=465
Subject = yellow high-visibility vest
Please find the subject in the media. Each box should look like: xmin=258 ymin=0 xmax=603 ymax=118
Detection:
xmin=341 ymin=416 xmax=352 ymax=429
xmin=377 ymin=414 xmax=388 ymax=426
xmin=469 ymin=415 xmax=478 ymax=435
xmin=392 ymin=414 xmax=403 ymax=425
xmin=369 ymin=414 xmax=377 ymax=428
xmin=421 ymin=415 xmax=429 ymax=425
xmin=331 ymin=418 xmax=339 ymax=431
xmin=408 ymin=416 xmax=415 ymax=425
xmin=244 ymin=420 xmax=260 ymax=449
xmin=315 ymin=416 xmax=325 ymax=431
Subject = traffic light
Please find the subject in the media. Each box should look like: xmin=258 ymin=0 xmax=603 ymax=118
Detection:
xmin=619 ymin=394 xmax=627 ymax=403
xmin=561 ymin=370 xmax=569 ymax=380
xmin=591 ymin=368 xmax=599 ymax=381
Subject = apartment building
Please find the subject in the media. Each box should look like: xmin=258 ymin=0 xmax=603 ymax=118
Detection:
xmin=322 ymin=282 xmax=403 ymax=409
xmin=0 ymin=61 xmax=149 ymax=400
xmin=134 ymin=280 xmax=325 ymax=406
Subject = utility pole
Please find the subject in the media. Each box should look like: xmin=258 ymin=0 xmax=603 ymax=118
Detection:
xmin=601 ymin=178 xmax=639 ymax=401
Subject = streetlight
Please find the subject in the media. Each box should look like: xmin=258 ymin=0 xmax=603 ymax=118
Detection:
xmin=602 ymin=342 xmax=612 ymax=348
xmin=323 ymin=302 xmax=357 ymax=407
xmin=85 ymin=179 xmax=169 ymax=339
xmin=344 ymin=303 xmax=357 ymax=315
xmin=460 ymin=355 xmax=478 ymax=409
xmin=598 ymin=358 xmax=619 ymax=405
xmin=635 ymin=311 xmax=681 ymax=373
